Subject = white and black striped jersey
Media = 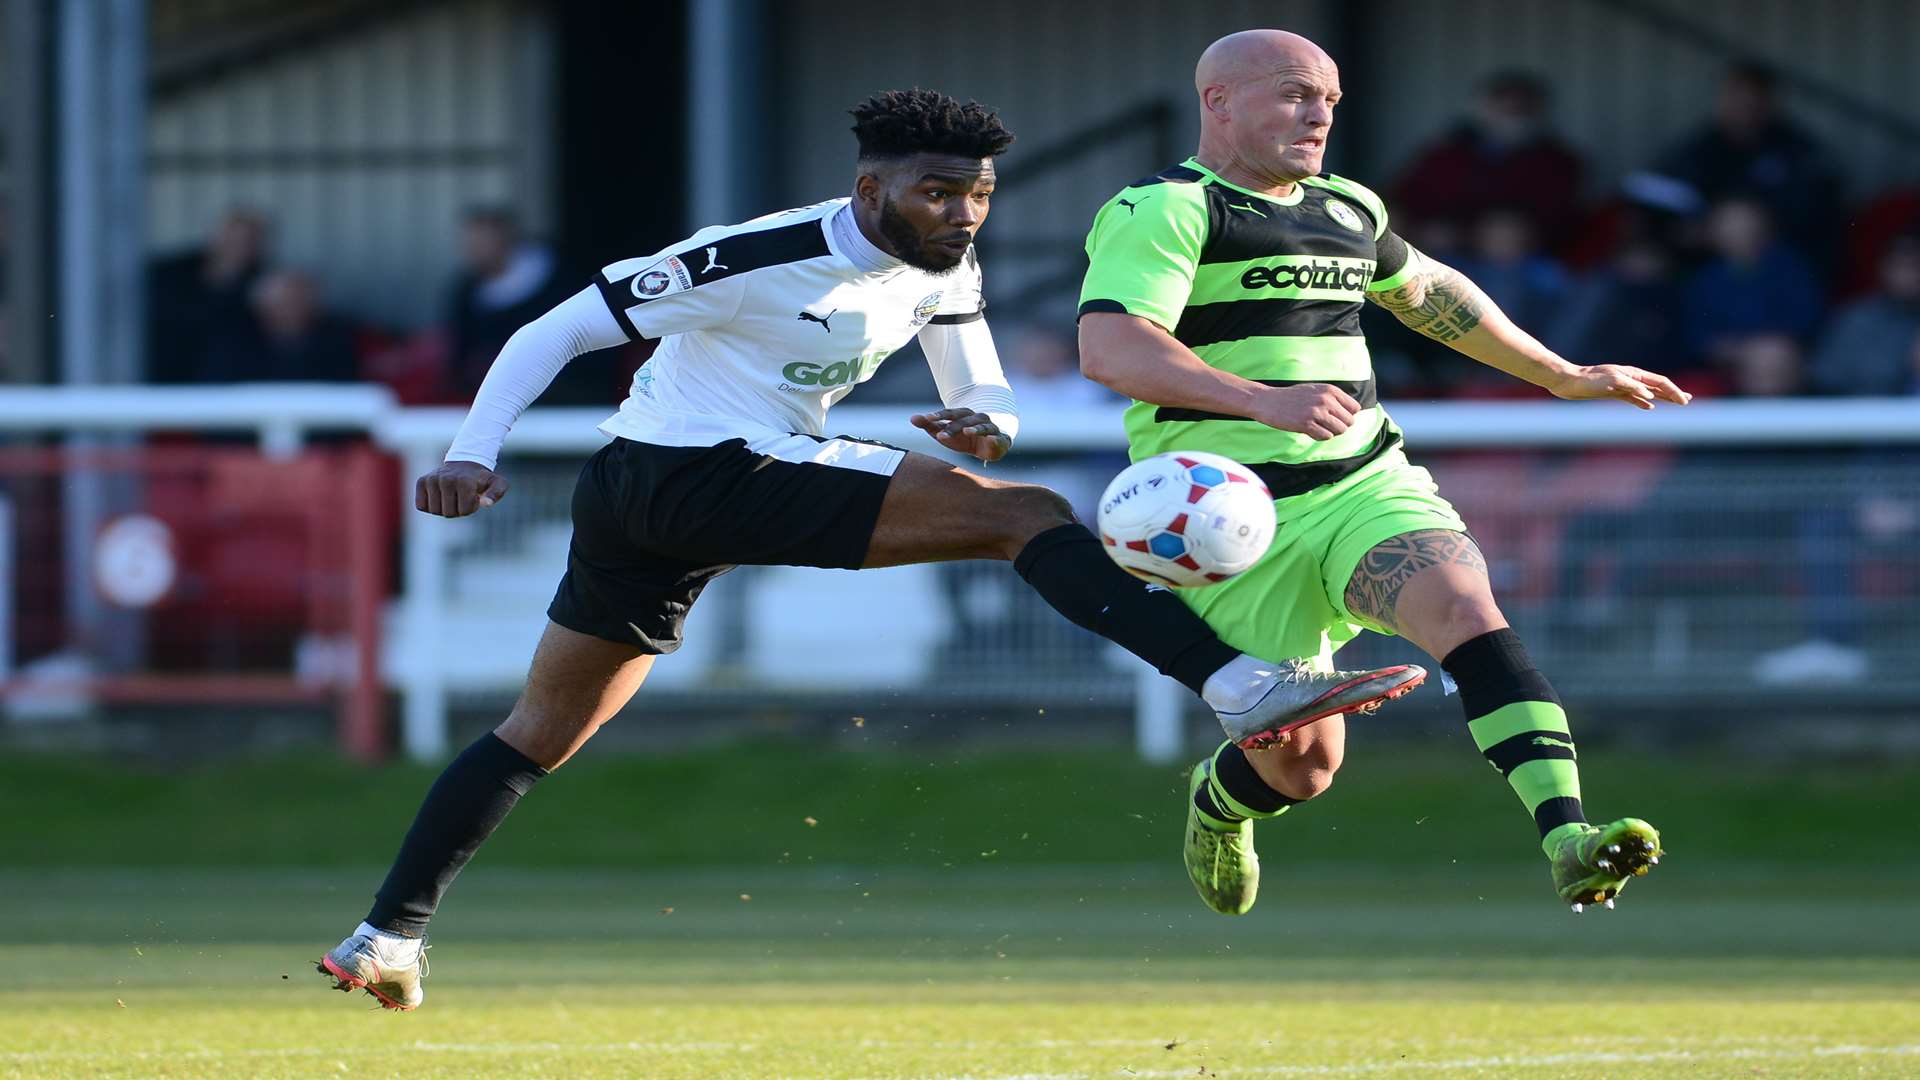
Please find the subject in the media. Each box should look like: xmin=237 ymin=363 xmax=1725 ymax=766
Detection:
xmin=443 ymin=199 xmax=1017 ymax=470
xmin=592 ymin=198 xmax=1006 ymax=449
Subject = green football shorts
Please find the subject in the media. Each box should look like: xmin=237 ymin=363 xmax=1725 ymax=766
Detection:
xmin=1176 ymin=448 xmax=1467 ymax=667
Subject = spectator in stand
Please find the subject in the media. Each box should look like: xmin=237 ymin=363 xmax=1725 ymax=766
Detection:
xmin=148 ymin=207 xmax=271 ymax=384
xmin=1388 ymin=70 xmax=1586 ymax=252
xmin=445 ymin=206 xmax=599 ymax=403
xmin=1683 ymin=198 xmax=1824 ymax=365
xmin=1454 ymin=208 xmax=1571 ymax=345
xmin=1721 ymin=333 xmax=1806 ymax=398
xmin=1380 ymin=208 xmax=1574 ymax=399
xmin=1550 ymin=238 xmax=1699 ymax=389
xmin=1004 ymin=322 xmax=1122 ymax=414
xmin=1809 ymin=231 xmax=1920 ymax=396
xmin=202 ymin=269 xmax=360 ymax=384
xmin=1649 ymin=62 xmax=1843 ymax=264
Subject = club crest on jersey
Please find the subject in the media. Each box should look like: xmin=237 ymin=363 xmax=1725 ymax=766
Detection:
xmin=1323 ymin=198 xmax=1366 ymax=233
xmin=911 ymin=293 xmax=943 ymax=327
xmin=632 ymin=255 xmax=693 ymax=298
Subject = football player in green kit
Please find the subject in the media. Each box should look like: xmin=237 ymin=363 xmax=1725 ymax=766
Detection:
xmin=1078 ymin=29 xmax=1690 ymax=915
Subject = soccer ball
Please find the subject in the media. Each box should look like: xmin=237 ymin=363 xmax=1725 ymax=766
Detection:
xmin=1096 ymin=451 xmax=1276 ymax=587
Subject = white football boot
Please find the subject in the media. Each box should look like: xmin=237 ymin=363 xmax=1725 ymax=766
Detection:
xmin=317 ymin=923 xmax=428 ymax=1011
xmin=1216 ymin=659 xmax=1427 ymax=748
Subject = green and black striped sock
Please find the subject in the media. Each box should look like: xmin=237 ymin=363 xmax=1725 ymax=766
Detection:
xmin=1192 ymin=741 xmax=1300 ymax=830
xmin=1441 ymin=629 xmax=1587 ymax=856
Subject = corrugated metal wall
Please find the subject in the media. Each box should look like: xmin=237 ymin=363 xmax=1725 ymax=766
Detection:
xmin=1361 ymin=0 xmax=1920 ymax=198
xmin=147 ymin=0 xmax=552 ymax=328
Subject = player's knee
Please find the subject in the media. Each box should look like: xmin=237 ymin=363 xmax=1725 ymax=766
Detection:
xmin=1252 ymin=733 xmax=1342 ymax=800
xmin=997 ymin=485 xmax=1077 ymax=554
xmin=497 ymin=704 xmax=604 ymax=770
xmin=1435 ymin=594 xmax=1506 ymax=651
xmin=1280 ymin=739 xmax=1342 ymax=800
xmin=1284 ymin=766 xmax=1336 ymax=801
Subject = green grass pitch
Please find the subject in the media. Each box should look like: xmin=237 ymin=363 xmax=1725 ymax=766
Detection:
xmin=3 ymin=748 xmax=1915 ymax=1077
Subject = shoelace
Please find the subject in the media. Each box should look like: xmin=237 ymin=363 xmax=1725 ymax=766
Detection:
xmin=1275 ymin=659 xmax=1318 ymax=685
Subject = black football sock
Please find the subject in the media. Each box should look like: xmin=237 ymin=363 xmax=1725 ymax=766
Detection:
xmin=1193 ymin=741 xmax=1302 ymax=827
xmin=1441 ymin=628 xmax=1588 ymax=856
xmin=365 ymin=732 xmax=548 ymax=937
xmin=1014 ymin=523 xmax=1240 ymax=695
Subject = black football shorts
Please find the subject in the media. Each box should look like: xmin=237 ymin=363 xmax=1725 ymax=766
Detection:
xmin=547 ymin=434 xmax=903 ymax=653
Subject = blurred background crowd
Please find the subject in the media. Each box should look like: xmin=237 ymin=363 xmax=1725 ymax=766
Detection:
xmin=10 ymin=63 xmax=1910 ymax=409
xmin=0 ymin=63 xmax=1899 ymax=407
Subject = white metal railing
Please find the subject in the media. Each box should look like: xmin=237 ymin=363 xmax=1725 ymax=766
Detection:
xmin=0 ymin=384 xmax=399 ymax=455
xmin=375 ymin=397 xmax=1920 ymax=762
xmin=1 ymin=387 xmax=1914 ymax=761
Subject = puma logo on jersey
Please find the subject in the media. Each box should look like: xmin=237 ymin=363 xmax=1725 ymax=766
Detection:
xmin=702 ymin=246 xmax=728 ymax=274
xmin=1531 ymin=735 xmax=1576 ymax=751
xmin=1117 ymin=196 xmax=1150 ymax=215
xmin=1227 ymin=201 xmax=1269 ymax=218
xmin=797 ymin=308 xmax=836 ymax=332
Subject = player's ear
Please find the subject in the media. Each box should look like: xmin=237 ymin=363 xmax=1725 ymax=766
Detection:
xmin=853 ymin=166 xmax=888 ymax=209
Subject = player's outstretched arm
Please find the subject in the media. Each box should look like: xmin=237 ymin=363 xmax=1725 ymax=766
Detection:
xmin=425 ymin=286 xmax=633 ymax=518
xmin=417 ymin=460 xmax=508 ymax=518
xmin=1367 ymin=251 xmax=1692 ymax=410
xmin=1079 ymin=312 xmax=1366 ymax=439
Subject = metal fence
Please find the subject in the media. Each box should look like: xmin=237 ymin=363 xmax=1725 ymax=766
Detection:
xmin=381 ymin=399 xmax=1920 ymax=759
xmin=0 ymin=390 xmax=1911 ymax=760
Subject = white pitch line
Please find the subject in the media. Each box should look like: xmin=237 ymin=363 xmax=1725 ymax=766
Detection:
xmin=0 ymin=1041 xmax=758 ymax=1064
xmin=904 ymin=1042 xmax=1920 ymax=1080
xmin=0 ymin=1036 xmax=1184 ymax=1064
xmin=5 ymin=1039 xmax=1916 ymax=1074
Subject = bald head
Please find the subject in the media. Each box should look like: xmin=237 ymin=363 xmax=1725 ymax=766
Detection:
xmin=1195 ymin=29 xmax=1333 ymax=97
xmin=1192 ymin=29 xmax=1340 ymax=191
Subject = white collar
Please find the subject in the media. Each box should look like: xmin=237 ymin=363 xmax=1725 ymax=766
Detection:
xmin=831 ymin=202 xmax=903 ymax=274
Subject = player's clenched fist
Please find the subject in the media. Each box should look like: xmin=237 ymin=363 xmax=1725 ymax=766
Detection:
xmin=1250 ymin=382 xmax=1363 ymax=441
xmin=416 ymin=460 xmax=509 ymax=518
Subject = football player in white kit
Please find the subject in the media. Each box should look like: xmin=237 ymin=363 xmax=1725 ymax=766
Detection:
xmin=317 ymin=90 xmax=1422 ymax=1010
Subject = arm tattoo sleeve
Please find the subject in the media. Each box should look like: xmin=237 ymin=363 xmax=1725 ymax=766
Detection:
xmin=1343 ymin=529 xmax=1488 ymax=632
xmin=1367 ymin=261 xmax=1491 ymax=343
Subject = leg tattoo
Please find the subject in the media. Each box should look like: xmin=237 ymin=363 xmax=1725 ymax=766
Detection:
xmin=1343 ymin=529 xmax=1487 ymax=631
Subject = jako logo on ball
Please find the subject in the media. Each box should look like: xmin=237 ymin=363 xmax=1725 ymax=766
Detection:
xmin=1096 ymin=451 xmax=1276 ymax=588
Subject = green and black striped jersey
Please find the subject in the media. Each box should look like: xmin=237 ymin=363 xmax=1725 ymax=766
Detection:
xmin=1079 ymin=158 xmax=1416 ymax=503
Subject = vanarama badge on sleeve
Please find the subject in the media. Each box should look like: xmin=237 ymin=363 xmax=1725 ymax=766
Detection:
xmin=632 ymin=255 xmax=694 ymax=298
xmin=1323 ymin=198 xmax=1366 ymax=233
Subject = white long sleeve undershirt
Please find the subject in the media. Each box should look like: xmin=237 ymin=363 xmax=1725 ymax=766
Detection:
xmin=918 ymin=318 xmax=1019 ymax=443
xmin=444 ymin=287 xmax=627 ymax=469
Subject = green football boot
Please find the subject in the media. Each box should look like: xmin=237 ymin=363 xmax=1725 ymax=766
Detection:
xmin=1549 ymin=817 xmax=1663 ymax=912
xmin=1183 ymin=758 xmax=1259 ymax=915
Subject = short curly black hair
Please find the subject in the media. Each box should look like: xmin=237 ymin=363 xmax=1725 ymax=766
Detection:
xmin=849 ymin=89 xmax=1015 ymax=163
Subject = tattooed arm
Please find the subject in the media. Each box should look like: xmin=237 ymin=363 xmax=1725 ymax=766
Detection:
xmin=1368 ymin=248 xmax=1690 ymax=410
